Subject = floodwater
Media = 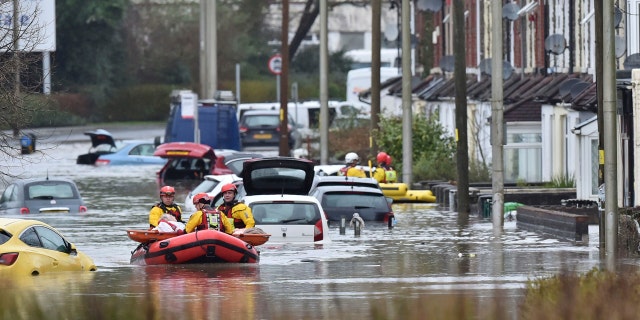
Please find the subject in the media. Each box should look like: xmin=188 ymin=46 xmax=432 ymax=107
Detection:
xmin=1 ymin=132 xmax=637 ymax=319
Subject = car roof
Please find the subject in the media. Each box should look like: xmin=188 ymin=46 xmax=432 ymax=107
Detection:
xmin=313 ymin=184 xmax=385 ymax=195
xmin=84 ymin=129 xmax=116 ymax=149
xmin=153 ymin=142 xmax=217 ymax=159
xmin=9 ymin=177 xmax=79 ymax=186
xmin=242 ymin=157 xmax=315 ymax=196
xmin=311 ymin=176 xmax=380 ymax=190
xmin=242 ymin=110 xmax=280 ymax=116
xmin=0 ymin=218 xmax=47 ymax=233
xmin=224 ymin=152 xmax=265 ymax=176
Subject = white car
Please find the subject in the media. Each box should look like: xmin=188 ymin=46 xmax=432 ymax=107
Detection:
xmin=183 ymin=174 xmax=239 ymax=213
xmin=183 ymin=152 xmax=264 ymax=213
xmin=212 ymin=157 xmax=330 ymax=244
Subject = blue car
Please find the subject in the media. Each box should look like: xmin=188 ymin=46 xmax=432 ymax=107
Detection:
xmin=94 ymin=141 xmax=167 ymax=166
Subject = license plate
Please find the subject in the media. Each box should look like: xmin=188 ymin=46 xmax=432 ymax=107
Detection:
xmin=254 ymin=133 xmax=272 ymax=139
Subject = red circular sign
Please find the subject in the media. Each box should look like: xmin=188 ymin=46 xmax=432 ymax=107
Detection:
xmin=268 ymin=54 xmax=282 ymax=75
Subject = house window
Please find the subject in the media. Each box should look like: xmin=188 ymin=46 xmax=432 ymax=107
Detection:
xmin=504 ymin=130 xmax=542 ymax=183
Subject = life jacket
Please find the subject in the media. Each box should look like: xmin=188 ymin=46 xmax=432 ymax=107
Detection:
xmin=218 ymin=201 xmax=248 ymax=229
xmin=385 ymin=168 xmax=398 ymax=183
xmin=153 ymin=202 xmax=182 ymax=222
xmin=197 ymin=206 xmax=223 ymax=232
xmin=338 ymin=166 xmax=348 ymax=176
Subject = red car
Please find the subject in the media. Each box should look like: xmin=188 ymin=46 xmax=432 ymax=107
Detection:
xmin=153 ymin=142 xmax=238 ymax=188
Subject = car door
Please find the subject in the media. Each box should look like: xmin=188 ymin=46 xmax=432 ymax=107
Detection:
xmin=20 ymin=226 xmax=83 ymax=272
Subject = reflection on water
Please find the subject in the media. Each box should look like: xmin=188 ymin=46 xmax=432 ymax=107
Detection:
xmin=2 ymin=138 xmax=636 ymax=318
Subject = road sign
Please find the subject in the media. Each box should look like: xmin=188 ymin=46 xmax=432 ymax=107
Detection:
xmin=268 ymin=54 xmax=282 ymax=75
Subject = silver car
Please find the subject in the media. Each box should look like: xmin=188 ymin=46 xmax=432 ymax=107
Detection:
xmin=0 ymin=178 xmax=87 ymax=215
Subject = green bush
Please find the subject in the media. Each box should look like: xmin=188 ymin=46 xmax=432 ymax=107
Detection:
xmin=374 ymin=113 xmax=457 ymax=182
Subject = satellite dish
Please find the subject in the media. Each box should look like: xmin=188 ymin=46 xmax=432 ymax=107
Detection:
xmin=615 ymin=35 xmax=626 ymax=58
xmin=624 ymin=53 xmax=640 ymax=70
xmin=559 ymin=79 xmax=583 ymax=97
xmin=440 ymin=55 xmax=455 ymax=72
xmin=477 ymin=58 xmax=513 ymax=80
xmin=417 ymin=0 xmax=442 ymax=12
xmin=502 ymin=2 xmax=521 ymax=21
xmin=545 ymin=34 xmax=567 ymax=55
xmin=478 ymin=58 xmax=492 ymax=75
xmin=502 ymin=61 xmax=514 ymax=80
xmin=570 ymin=82 xmax=591 ymax=100
xmin=384 ymin=24 xmax=399 ymax=41
xmin=614 ymin=6 xmax=622 ymax=28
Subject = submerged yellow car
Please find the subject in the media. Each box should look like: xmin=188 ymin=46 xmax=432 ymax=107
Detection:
xmin=0 ymin=218 xmax=97 ymax=276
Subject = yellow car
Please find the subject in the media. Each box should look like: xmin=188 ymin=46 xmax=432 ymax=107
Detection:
xmin=0 ymin=218 xmax=97 ymax=276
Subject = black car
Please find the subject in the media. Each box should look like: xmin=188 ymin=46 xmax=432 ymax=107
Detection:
xmin=239 ymin=110 xmax=299 ymax=150
xmin=309 ymin=176 xmax=394 ymax=222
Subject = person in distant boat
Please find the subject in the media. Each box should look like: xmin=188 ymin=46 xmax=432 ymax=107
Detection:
xmin=373 ymin=151 xmax=398 ymax=183
xmin=148 ymin=185 xmax=183 ymax=228
xmin=216 ymin=183 xmax=255 ymax=229
xmin=384 ymin=154 xmax=398 ymax=183
xmin=339 ymin=152 xmax=366 ymax=178
xmin=185 ymin=193 xmax=234 ymax=234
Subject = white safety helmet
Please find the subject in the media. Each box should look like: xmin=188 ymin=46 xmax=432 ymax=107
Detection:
xmin=345 ymin=152 xmax=360 ymax=164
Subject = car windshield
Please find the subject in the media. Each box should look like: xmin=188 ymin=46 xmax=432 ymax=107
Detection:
xmin=251 ymin=202 xmax=320 ymax=224
xmin=27 ymin=182 xmax=77 ymax=200
xmin=321 ymin=192 xmax=388 ymax=209
xmin=244 ymin=115 xmax=279 ymax=127
xmin=191 ymin=179 xmax=220 ymax=194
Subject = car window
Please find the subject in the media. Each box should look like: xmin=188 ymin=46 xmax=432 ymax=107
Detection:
xmin=129 ymin=144 xmax=155 ymax=156
xmin=27 ymin=182 xmax=77 ymax=200
xmin=244 ymin=115 xmax=279 ymax=127
xmin=322 ymin=192 xmax=388 ymax=209
xmin=20 ymin=227 xmax=42 ymax=247
xmin=34 ymin=226 xmax=69 ymax=253
xmin=191 ymin=179 xmax=220 ymax=194
xmin=0 ymin=230 xmax=11 ymax=245
xmin=0 ymin=184 xmax=18 ymax=204
xmin=251 ymin=202 xmax=319 ymax=224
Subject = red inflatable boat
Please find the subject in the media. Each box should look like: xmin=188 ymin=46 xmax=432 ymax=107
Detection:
xmin=130 ymin=229 xmax=260 ymax=265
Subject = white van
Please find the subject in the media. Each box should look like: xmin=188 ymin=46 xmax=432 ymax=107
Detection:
xmin=344 ymin=48 xmax=401 ymax=69
xmin=236 ymin=101 xmax=339 ymax=140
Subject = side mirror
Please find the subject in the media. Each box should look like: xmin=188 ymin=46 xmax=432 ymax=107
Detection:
xmin=68 ymin=243 xmax=78 ymax=256
xmin=386 ymin=197 xmax=394 ymax=205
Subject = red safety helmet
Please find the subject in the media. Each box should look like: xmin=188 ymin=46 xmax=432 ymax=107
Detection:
xmin=387 ymin=155 xmax=392 ymax=166
xmin=376 ymin=152 xmax=388 ymax=164
xmin=193 ymin=193 xmax=211 ymax=205
xmin=159 ymin=186 xmax=175 ymax=196
xmin=221 ymin=183 xmax=237 ymax=194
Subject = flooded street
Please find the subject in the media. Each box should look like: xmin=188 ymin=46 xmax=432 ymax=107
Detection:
xmin=1 ymin=127 xmax=637 ymax=319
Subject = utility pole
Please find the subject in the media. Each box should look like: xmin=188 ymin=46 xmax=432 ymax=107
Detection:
xmin=490 ymin=0 xmax=505 ymax=232
xmin=12 ymin=0 xmax=20 ymax=137
xmin=401 ymin=0 xmax=412 ymax=186
xmin=200 ymin=0 xmax=217 ymax=99
xmin=371 ymin=0 xmax=381 ymax=159
xmin=603 ymin=0 xmax=618 ymax=268
xmin=320 ymin=0 xmax=329 ymax=164
xmin=594 ymin=0 xmax=606 ymax=252
xmin=453 ymin=0 xmax=469 ymax=215
xmin=279 ymin=0 xmax=291 ymax=156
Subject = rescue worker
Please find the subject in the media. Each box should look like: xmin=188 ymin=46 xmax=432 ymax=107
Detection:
xmin=385 ymin=154 xmax=398 ymax=183
xmin=339 ymin=152 xmax=366 ymax=178
xmin=185 ymin=193 xmax=234 ymax=234
xmin=148 ymin=186 xmax=183 ymax=228
xmin=373 ymin=151 xmax=398 ymax=183
xmin=216 ymin=183 xmax=255 ymax=229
